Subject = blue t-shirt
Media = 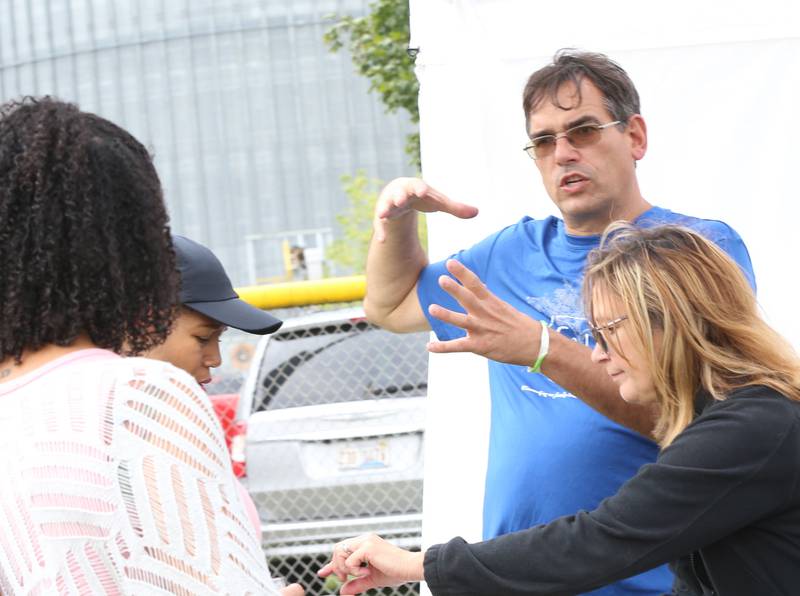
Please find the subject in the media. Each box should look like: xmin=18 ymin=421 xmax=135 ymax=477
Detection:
xmin=417 ymin=206 xmax=755 ymax=596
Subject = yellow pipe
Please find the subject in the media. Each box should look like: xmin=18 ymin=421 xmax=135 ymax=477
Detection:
xmin=236 ymin=275 xmax=366 ymax=310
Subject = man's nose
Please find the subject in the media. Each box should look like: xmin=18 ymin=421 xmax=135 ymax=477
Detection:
xmin=554 ymin=135 xmax=579 ymax=165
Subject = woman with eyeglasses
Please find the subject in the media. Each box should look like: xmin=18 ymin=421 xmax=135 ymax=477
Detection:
xmin=319 ymin=223 xmax=800 ymax=596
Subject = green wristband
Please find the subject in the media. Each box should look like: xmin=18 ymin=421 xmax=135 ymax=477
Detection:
xmin=527 ymin=320 xmax=550 ymax=374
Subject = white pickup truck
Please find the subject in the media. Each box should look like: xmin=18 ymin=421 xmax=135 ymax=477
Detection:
xmin=236 ymin=306 xmax=429 ymax=594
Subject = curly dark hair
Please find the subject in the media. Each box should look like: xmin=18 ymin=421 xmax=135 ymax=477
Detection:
xmin=0 ymin=97 xmax=177 ymax=360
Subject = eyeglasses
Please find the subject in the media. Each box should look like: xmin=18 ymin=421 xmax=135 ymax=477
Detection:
xmin=589 ymin=315 xmax=628 ymax=353
xmin=523 ymin=120 xmax=621 ymax=160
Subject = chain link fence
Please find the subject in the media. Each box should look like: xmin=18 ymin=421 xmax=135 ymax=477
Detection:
xmin=209 ymin=304 xmax=428 ymax=595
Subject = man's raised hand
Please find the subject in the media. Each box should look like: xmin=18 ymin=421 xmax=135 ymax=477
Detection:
xmin=373 ymin=177 xmax=479 ymax=242
xmin=427 ymin=259 xmax=543 ymax=367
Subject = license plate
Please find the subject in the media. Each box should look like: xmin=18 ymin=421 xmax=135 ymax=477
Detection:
xmin=337 ymin=440 xmax=390 ymax=471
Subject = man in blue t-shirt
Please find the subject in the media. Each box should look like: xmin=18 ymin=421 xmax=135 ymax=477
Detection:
xmin=364 ymin=50 xmax=754 ymax=596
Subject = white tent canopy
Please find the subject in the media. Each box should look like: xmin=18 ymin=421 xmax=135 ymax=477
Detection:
xmin=411 ymin=1 xmax=800 ymax=591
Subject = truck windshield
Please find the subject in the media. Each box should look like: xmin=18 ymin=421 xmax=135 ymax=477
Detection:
xmin=253 ymin=322 xmax=429 ymax=411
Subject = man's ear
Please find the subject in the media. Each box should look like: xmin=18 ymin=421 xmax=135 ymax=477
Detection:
xmin=627 ymin=114 xmax=647 ymax=161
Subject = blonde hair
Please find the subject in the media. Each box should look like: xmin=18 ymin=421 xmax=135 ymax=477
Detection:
xmin=584 ymin=223 xmax=800 ymax=447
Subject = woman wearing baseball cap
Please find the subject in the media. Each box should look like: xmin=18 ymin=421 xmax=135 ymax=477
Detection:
xmin=147 ymin=236 xmax=303 ymax=595
xmin=147 ymin=235 xmax=282 ymax=390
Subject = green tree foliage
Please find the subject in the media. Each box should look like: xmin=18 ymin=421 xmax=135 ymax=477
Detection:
xmin=325 ymin=171 xmax=426 ymax=275
xmin=324 ymin=0 xmax=420 ymax=168
xmin=324 ymin=172 xmax=379 ymax=275
xmin=323 ymin=0 xmax=424 ymax=275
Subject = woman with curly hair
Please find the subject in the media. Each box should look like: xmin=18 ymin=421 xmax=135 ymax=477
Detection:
xmin=320 ymin=224 xmax=800 ymax=596
xmin=0 ymin=98 xmax=289 ymax=594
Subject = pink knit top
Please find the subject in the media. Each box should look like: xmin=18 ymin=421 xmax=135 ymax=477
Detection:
xmin=0 ymin=349 xmax=276 ymax=595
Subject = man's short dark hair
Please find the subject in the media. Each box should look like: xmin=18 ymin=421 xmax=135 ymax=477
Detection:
xmin=522 ymin=49 xmax=641 ymax=124
xmin=0 ymin=97 xmax=178 ymax=361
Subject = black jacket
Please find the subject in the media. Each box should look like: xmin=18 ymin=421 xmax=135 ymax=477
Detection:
xmin=423 ymin=386 xmax=800 ymax=595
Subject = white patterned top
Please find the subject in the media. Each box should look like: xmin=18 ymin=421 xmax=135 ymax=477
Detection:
xmin=0 ymin=349 xmax=277 ymax=595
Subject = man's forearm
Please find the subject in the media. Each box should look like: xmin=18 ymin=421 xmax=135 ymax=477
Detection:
xmin=543 ymin=333 xmax=657 ymax=437
xmin=364 ymin=211 xmax=429 ymax=332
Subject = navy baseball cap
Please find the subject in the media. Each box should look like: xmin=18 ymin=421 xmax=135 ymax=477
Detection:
xmin=173 ymin=235 xmax=282 ymax=334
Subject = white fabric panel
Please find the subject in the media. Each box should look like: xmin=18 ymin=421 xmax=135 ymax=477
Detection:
xmin=411 ymin=1 xmax=800 ymax=591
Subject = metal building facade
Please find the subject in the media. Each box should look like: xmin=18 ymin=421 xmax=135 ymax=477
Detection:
xmin=0 ymin=0 xmax=415 ymax=285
